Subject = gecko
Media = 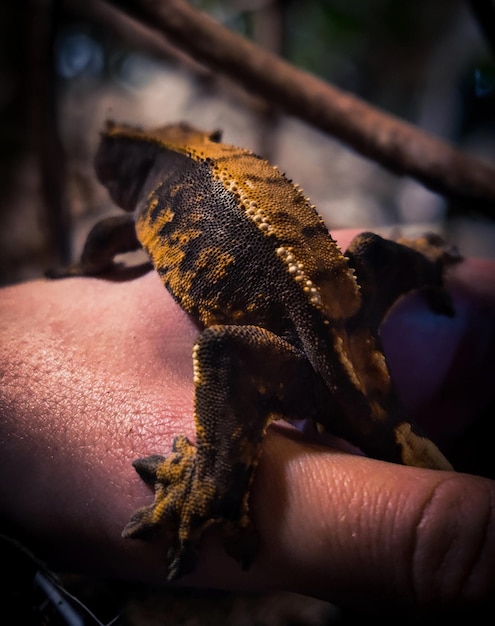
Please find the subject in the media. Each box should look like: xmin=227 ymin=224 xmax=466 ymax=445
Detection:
xmin=52 ymin=121 xmax=456 ymax=580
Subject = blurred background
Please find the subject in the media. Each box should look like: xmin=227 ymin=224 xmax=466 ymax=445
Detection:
xmin=0 ymin=0 xmax=494 ymax=287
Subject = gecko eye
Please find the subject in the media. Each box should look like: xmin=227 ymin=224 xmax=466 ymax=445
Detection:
xmin=209 ymin=129 xmax=223 ymax=143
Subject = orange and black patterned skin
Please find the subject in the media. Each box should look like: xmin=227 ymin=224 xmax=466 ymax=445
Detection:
xmin=66 ymin=122 xmax=454 ymax=579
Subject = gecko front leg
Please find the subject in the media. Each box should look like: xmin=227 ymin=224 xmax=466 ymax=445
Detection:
xmin=46 ymin=214 xmax=150 ymax=278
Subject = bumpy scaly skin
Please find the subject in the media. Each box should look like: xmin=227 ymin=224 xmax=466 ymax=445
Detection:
xmin=59 ymin=121 xmax=455 ymax=580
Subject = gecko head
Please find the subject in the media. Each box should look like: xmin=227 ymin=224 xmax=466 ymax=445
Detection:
xmin=94 ymin=125 xmax=155 ymax=212
xmin=94 ymin=121 xmax=222 ymax=212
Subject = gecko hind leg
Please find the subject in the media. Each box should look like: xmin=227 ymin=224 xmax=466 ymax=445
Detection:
xmin=122 ymin=324 xmax=325 ymax=580
xmin=345 ymin=231 xmax=459 ymax=332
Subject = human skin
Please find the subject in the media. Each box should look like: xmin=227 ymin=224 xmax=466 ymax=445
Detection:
xmin=0 ymin=230 xmax=494 ymax=616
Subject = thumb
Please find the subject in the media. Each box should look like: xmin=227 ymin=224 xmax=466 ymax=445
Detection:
xmin=190 ymin=429 xmax=495 ymax=615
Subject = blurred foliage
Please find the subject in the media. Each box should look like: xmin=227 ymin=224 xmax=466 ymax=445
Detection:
xmin=192 ymin=0 xmax=494 ymax=117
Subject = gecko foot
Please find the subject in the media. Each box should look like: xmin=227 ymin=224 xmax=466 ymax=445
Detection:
xmin=122 ymin=435 xmax=224 ymax=579
xmin=45 ymin=263 xmax=89 ymax=279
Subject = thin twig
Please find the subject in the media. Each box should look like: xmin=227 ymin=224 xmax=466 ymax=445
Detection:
xmin=108 ymin=0 xmax=495 ymax=206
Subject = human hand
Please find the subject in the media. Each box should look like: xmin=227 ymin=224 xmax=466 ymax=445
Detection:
xmin=0 ymin=230 xmax=494 ymax=616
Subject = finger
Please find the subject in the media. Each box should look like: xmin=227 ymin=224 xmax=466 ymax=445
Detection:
xmin=188 ymin=429 xmax=495 ymax=615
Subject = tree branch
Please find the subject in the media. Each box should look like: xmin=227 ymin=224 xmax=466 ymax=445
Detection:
xmin=109 ymin=0 xmax=495 ymax=206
